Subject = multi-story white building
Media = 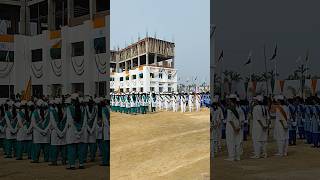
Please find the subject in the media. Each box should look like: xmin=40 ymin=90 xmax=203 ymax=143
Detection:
xmin=0 ymin=0 xmax=110 ymax=98
xmin=110 ymin=37 xmax=177 ymax=93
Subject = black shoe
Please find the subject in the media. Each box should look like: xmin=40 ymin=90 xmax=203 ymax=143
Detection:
xmin=79 ymin=165 xmax=85 ymax=169
xmin=16 ymin=158 xmax=23 ymax=160
xmin=100 ymin=163 xmax=109 ymax=166
xmin=66 ymin=167 xmax=76 ymax=170
xmin=49 ymin=162 xmax=58 ymax=166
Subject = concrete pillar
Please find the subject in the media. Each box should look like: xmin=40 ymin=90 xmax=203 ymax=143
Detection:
xmin=137 ymin=45 xmax=141 ymax=66
xmin=154 ymin=53 xmax=157 ymax=66
xmin=67 ymin=0 xmax=74 ymax=25
xmin=19 ymin=2 xmax=30 ymax=35
xmin=171 ymin=57 xmax=175 ymax=68
xmin=48 ymin=0 xmax=56 ymax=31
xmin=146 ymin=54 xmax=149 ymax=65
xmin=131 ymin=59 xmax=133 ymax=69
xmin=89 ymin=0 xmax=96 ymax=20
xmin=125 ymin=61 xmax=128 ymax=71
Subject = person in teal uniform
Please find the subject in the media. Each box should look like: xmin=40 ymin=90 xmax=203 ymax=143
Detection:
xmin=100 ymin=99 xmax=110 ymax=166
xmin=49 ymin=99 xmax=67 ymax=166
xmin=31 ymin=99 xmax=51 ymax=163
xmin=4 ymin=100 xmax=18 ymax=158
xmin=66 ymin=95 xmax=87 ymax=170
xmin=86 ymin=97 xmax=98 ymax=162
xmin=0 ymin=103 xmax=5 ymax=153
xmin=16 ymin=101 xmax=26 ymax=160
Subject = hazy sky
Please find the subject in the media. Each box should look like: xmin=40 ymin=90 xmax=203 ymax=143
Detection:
xmin=111 ymin=0 xmax=210 ymax=84
xmin=213 ymin=0 xmax=320 ymax=79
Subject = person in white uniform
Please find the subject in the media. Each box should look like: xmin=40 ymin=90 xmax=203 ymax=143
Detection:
xmin=225 ymin=94 xmax=242 ymax=161
xmin=272 ymin=95 xmax=290 ymax=157
xmin=211 ymin=96 xmax=224 ymax=157
xmin=251 ymin=95 xmax=269 ymax=159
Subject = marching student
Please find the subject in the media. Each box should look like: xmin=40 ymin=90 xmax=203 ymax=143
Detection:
xmin=49 ymin=99 xmax=67 ymax=166
xmin=31 ymin=99 xmax=51 ymax=163
xmin=188 ymin=93 xmax=194 ymax=112
xmin=225 ymin=94 xmax=242 ymax=161
xmin=297 ymin=98 xmax=305 ymax=139
xmin=195 ymin=93 xmax=201 ymax=112
xmin=251 ymin=95 xmax=269 ymax=159
xmin=16 ymin=101 xmax=27 ymax=160
xmin=86 ymin=98 xmax=99 ymax=162
xmin=272 ymin=95 xmax=289 ymax=157
xmin=288 ymin=99 xmax=297 ymax=146
xmin=311 ymin=99 xmax=320 ymax=148
xmin=211 ymin=96 xmax=224 ymax=157
xmin=101 ymin=99 xmax=110 ymax=166
xmin=0 ymin=103 xmax=6 ymax=153
xmin=4 ymin=100 xmax=18 ymax=158
xmin=66 ymin=95 xmax=87 ymax=170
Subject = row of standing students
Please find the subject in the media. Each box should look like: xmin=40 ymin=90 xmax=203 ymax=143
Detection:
xmin=0 ymin=94 xmax=110 ymax=170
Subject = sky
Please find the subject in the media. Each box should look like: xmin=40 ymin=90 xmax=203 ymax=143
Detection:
xmin=111 ymin=0 xmax=210 ymax=85
xmin=213 ymin=0 xmax=320 ymax=79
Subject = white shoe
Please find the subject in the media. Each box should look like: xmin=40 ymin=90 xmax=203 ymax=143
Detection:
xmin=250 ymin=155 xmax=260 ymax=159
xmin=224 ymin=158 xmax=235 ymax=161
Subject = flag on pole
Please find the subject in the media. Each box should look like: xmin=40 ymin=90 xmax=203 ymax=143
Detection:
xmin=21 ymin=77 xmax=32 ymax=101
xmin=218 ymin=50 xmax=224 ymax=62
xmin=270 ymin=44 xmax=277 ymax=60
xmin=244 ymin=50 xmax=252 ymax=65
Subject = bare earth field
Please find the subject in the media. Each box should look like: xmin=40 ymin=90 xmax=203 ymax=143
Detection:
xmin=212 ymin=138 xmax=320 ymax=180
xmin=111 ymin=109 xmax=210 ymax=180
xmin=0 ymin=148 xmax=109 ymax=180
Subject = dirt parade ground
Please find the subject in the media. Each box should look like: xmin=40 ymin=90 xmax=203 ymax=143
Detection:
xmin=0 ymin=155 xmax=109 ymax=180
xmin=111 ymin=109 xmax=210 ymax=180
xmin=212 ymin=138 xmax=320 ymax=180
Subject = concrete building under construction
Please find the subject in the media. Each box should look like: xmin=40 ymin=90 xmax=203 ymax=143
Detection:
xmin=110 ymin=37 xmax=177 ymax=93
xmin=0 ymin=0 xmax=110 ymax=99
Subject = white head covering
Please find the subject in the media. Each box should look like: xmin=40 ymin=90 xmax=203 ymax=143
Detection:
xmin=71 ymin=93 xmax=79 ymax=100
xmin=15 ymin=102 xmax=21 ymax=108
xmin=65 ymin=97 xmax=71 ymax=104
xmin=274 ymin=95 xmax=284 ymax=101
xmin=27 ymin=101 xmax=34 ymax=106
xmin=36 ymin=99 xmax=44 ymax=107
xmin=254 ymin=95 xmax=263 ymax=102
xmin=21 ymin=100 xmax=27 ymax=106
xmin=94 ymin=98 xmax=100 ymax=104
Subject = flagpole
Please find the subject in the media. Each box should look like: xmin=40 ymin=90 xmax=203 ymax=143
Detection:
xmin=263 ymin=44 xmax=268 ymax=96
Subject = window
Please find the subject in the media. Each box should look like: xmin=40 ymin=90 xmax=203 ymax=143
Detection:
xmin=159 ymin=73 xmax=163 ymax=79
xmin=72 ymin=41 xmax=84 ymax=57
xmin=94 ymin=37 xmax=106 ymax=54
xmin=140 ymin=88 xmax=143 ymax=92
xmin=150 ymin=87 xmax=155 ymax=92
xmin=50 ymin=48 xmax=61 ymax=60
xmin=126 ymin=76 xmax=129 ymax=81
xmin=31 ymin=49 xmax=42 ymax=62
xmin=168 ymin=87 xmax=172 ymax=92
xmin=150 ymin=73 xmax=154 ymax=78
xmin=96 ymin=0 xmax=110 ymax=12
xmin=133 ymin=88 xmax=136 ymax=92
xmin=132 ymin=75 xmax=137 ymax=80
xmin=0 ymin=51 xmax=14 ymax=62
xmin=126 ymin=88 xmax=129 ymax=92
xmin=120 ymin=77 xmax=124 ymax=81
xmin=110 ymin=77 xmax=114 ymax=81
xmin=159 ymin=87 xmax=163 ymax=92
xmin=32 ymin=85 xmax=43 ymax=98
xmin=139 ymin=73 xmax=143 ymax=78
xmin=168 ymin=74 xmax=172 ymax=80
xmin=0 ymin=85 xmax=14 ymax=98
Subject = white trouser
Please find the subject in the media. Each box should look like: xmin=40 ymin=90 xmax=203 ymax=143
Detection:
xmin=196 ymin=103 xmax=200 ymax=112
xmin=276 ymin=139 xmax=288 ymax=156
xmin=253 ymin=140 xmax=267 ymax=157
xmin=189 ymin=105 xmax=193 ymax=112
xmin=226 ymin=137 xmax=241 ymax=160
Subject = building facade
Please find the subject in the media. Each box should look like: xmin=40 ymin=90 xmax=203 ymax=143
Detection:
xmin=110 ymin=37 xmax=177 ymax=93
xmin=0 ymin=0 xmax=110 ymax=98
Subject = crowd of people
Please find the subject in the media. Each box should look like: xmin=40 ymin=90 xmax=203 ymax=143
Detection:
xmin=211 ymin=94 xmax=320 ymax=161
xmin=110 ymin=91 xmax=211 ymax=114
xmin=0 ymin=93 xmax=110 ymax=170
